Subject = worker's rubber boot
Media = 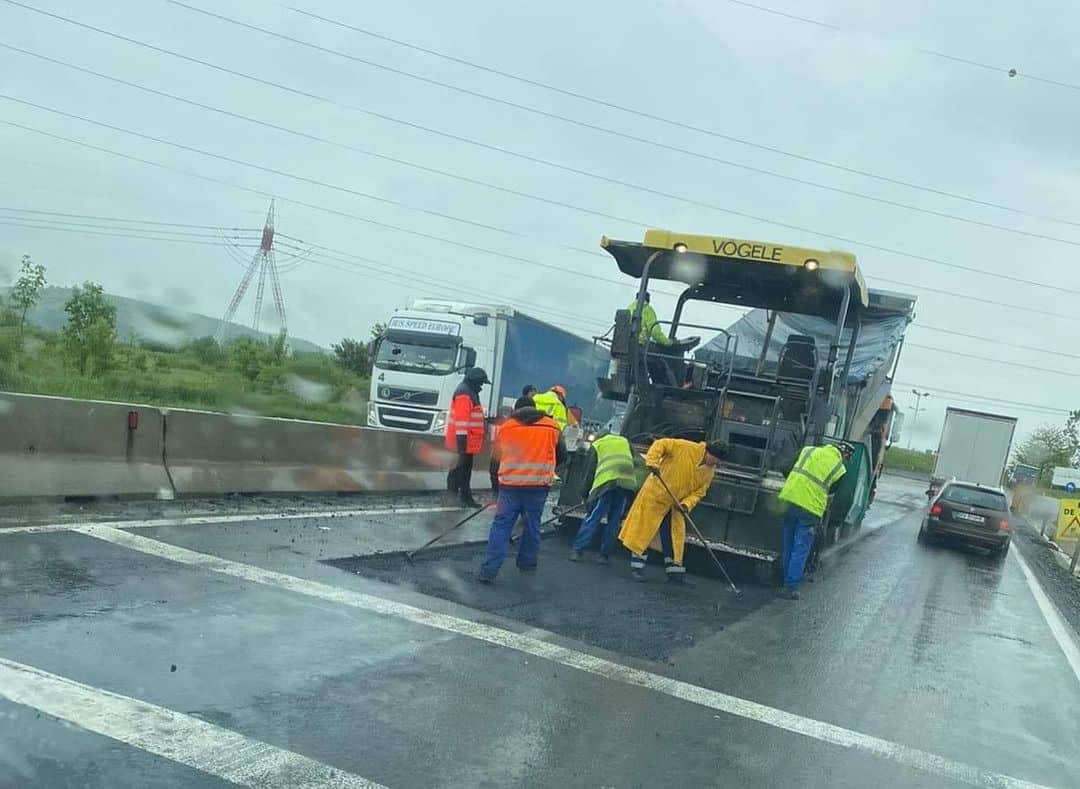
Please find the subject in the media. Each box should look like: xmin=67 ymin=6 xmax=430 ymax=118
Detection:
xmin=595 ymin=554 xmax=611 ymax=566
xmin=666 ymin=573 xmax=693 ymax=587
xmin=568 ymin=549 xmax=583 ymax=562
xmin=476 ymin=574 xmax=495 ymax=585
xmin=778 ymin=588 xmax=800 ymax=600
xmin=631 ymin=568 xmax=647 ymax=583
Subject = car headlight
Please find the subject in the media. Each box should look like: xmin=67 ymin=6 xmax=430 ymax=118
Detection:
xmin=433 ymin=410 xmax=447 ymax=431
xmin=367 ymin=402 xmax=377 ymax=426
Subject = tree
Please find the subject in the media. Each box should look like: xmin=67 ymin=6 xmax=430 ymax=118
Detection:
xmin=331 ymin=323 xmax=385 ymax=376
xmin=1013 ymin=424 xmax=1075 ymax=485
xmin=10 ymin=254 xmax=46 ymax=332
xmin=1064 ymin=409 xmax=1080 ymax=466
xmin=230 ymin=337 xmax=265 ymax=382
xmin=331 ymin=337 xmax=370 ymax=375
xmin=62 ymin=282 xmax=118 ymax=375
xmin=186 ymin=336 xmax=225 ymax=365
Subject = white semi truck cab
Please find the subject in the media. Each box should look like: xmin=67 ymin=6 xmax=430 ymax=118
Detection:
xmin=367 ymin=301 xmax=512 ymax=434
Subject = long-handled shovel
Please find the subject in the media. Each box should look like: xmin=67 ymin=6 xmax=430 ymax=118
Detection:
xmin=648 ymin=468 xmax=743 ymax=597
xmin=510 ymin=499 xmax=590 ymax=544
xmin=405 ymin=504 xmax=492 ymax=563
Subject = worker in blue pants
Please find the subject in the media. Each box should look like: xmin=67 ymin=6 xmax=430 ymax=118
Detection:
xmin=571 ymin=488 xmax=630 ymax=561
xmin=480 ymin=486 xmax=550 ymax=579
xmin=781 ymin=505 xmax=818 ymax=592
xmin=570 ymin=432 xmax=638 ymax=563
xmin=478 ymin=400 xmax=566 ymax=583
xmin=776 ymin=442 xmax=853 ymax=599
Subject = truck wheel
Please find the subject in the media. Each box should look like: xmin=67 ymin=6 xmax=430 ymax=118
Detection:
xmin=917 ymin=522 xmax=928 ymax=544
xmin=993 ymin=542 xmax=1010 ymax=561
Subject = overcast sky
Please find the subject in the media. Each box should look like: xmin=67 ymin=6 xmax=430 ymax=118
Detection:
xmin=2 ymin=0 xmax=1078 ymax=449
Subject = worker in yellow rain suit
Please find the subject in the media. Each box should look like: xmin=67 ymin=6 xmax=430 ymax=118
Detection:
xmin=618 ymin=438 xmax=728 ymax=584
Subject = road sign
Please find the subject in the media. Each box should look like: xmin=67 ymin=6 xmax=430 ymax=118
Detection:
xmin=1055 ymin=499 xmax=1080 ymax=541
xmin=1051 ymin=466 xmax=1080 ymax=489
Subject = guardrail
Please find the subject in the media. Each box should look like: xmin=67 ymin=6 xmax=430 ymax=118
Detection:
xmin=0 ymin=392 xmax=491 ymax=499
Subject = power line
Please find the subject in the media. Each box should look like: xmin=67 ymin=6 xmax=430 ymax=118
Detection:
xmin=905 ymin=343 xmax=1080 ymax=378
xmin=0 ymin=211 xmax=257 ymax=240
xmin=0 ymin=205 xmax=259 ymax=232
xmin=272 ymin=237 xmax=612 ymax=330
xmin=170 ymin=2 xmax=1080 ymax=248
xmin=8 ymin=13 xmax=1080 ymax=303
xmin=914 ymin=323 xmax=1080 ymax=362
xmin=8 ymin=91 xmax=1080 ymax=319
xmin=871 ymin=274 xmax=1080 ymax=324
xmin=5 ymin=111 xmax=1077 ymax=336
xmin=13 ymin=42 xmax=1080 ymax=290
xmin=894 ymin=381 xmax=1071 ymax=416
xmin=297 ymin=248 xmax=611 ymax=335
xmin=0 ymin=218 xmax=258 ymax=246
xmin=0 ymin=114 xmax=660 ymax=302
xmin=0 ymin=42 xmax=612 ymax=260
xmin=184 ymin=0 xmax=1080 ymax=232
xmin=721 ymin=0 xmax=1080 ymax=95
xmin=9 ymin=211 xmax=1074 ymax=375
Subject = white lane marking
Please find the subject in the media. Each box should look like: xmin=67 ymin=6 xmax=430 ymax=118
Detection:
xmin=0 ymin=506 xmax=461 ymax=536
xmin=77 ymin=524 xmax=1051 ymax=789
xmin=1012 ymin=547 xmax=1080 ymax=688
xmin=0 ymin=656 xmax=386 ymax=789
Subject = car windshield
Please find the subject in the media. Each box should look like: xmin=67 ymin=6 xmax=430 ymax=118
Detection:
xmin=374 ymin=340 xmax=458 ymax=375
xmin=941 ymin=485 xmax=1008 ymax=511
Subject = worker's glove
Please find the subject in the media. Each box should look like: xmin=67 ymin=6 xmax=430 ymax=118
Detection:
xmin=455 ymin=434 xmax=468 ymax=453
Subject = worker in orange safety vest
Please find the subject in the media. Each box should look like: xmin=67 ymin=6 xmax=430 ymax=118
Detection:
xmin=478 ymin=398 xmax=567 ymax=583
xmin=445 ymin=367 xmax=489 ymax=508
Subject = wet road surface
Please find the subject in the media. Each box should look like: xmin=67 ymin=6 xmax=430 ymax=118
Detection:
xmin=1 ymin=476 xmax=1078 ymax=788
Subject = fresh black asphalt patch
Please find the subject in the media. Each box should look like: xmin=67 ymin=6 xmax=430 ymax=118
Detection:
xmin=325 ymin=531 xmax=777 ymax=662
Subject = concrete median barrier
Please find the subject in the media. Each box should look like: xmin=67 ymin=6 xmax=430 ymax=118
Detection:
xmin=0 ymin=392 xmax=173 ymax=498
xmin=163 ymin=408 xmax=491 ymax=496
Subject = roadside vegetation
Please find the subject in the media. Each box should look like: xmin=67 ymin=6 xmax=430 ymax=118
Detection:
xmin=884 ymin=446 xmax=934 ymax=474
xmin=0 ymin=257 xmax=379 ymax=424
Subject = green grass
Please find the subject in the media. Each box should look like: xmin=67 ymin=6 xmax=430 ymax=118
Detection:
xmin=884 ymin=446 xmax=934 ymax=474
xmin=0 ymin=326 xmax=369 ymax=425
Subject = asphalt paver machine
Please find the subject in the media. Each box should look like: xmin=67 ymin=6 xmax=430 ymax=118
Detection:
xmin=558 ymin=230 xmax=915 ymax=566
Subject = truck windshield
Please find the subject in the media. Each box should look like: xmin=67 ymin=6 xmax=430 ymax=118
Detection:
xmin=374 ymin=339 xmax=459 ymax=375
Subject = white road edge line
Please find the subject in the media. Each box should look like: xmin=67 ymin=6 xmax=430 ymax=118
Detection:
xmin=1012 ymin=546 xmax=1080 ymax=687
xmin=0 ymin=506 xmax=461 ymax=536
xmin=0 ymin=656 xmax=386 ymax=789
xmin=77 ymin=524 xmax=1052 ymax=789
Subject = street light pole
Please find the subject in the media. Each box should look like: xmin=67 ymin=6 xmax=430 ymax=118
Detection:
xmin=908 ymin=389 xmax=930 ymax=450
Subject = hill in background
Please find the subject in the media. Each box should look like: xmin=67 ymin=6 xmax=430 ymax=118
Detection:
xmin=8 ymin=286 xmax=325 ymax=353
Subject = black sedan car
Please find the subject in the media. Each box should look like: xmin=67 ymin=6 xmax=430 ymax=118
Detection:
xmin=918 ymin=480 xmax=1011 ymax=558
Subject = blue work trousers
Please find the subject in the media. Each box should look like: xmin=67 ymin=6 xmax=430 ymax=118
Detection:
xmin=573 ymin=487 xmax=630 ymax=555
xmin=479 ymin=486 xmax=549 ymax=579
xmin=781 ymin=504 xmax=818 ymax=590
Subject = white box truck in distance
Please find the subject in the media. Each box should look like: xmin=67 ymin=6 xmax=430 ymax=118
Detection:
xmin=932 ymin=407 xmax=1018 ymax=488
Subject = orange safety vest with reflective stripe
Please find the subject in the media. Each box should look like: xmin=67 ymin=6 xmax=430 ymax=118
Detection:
xmin=495 ymin=415 xmax=561 ymax=487
xmin=445 ymin=384 xmax=485 ymax=454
